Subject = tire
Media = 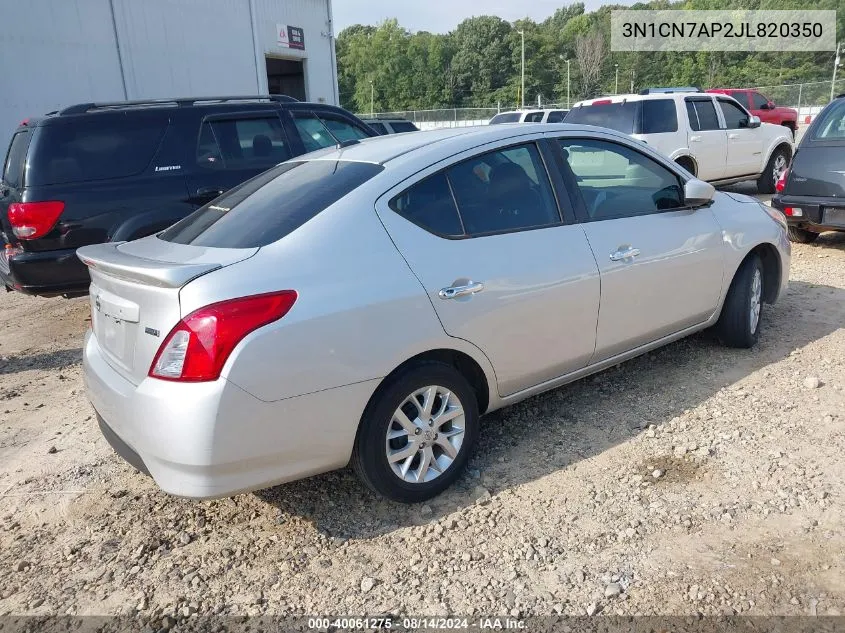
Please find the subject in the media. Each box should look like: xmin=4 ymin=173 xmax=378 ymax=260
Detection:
xmin=716 ymin=254 xmax=764 ymax=349
xmin=787 ymin=226 xmax=819 ymax=244
xmin=757 ymin=146 xmax=790 ymax=194
xmin=675 ymin=157 xmax=696 ymax=176
xmin=351 ymin=362 xmax=479 ymax=503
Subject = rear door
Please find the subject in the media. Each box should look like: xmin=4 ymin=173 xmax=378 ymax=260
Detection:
xmin=717 ymin=97 xmax=763 ymax=177
xmin=184 ymin=110 xmax=292 ymax=207
xmin=376 ymin=139 xmax=600 ymax=397
xmin=556 ymin=136 xmax=724 ymax=361
xmin=684 ymin=97 xmax=727 ymax=181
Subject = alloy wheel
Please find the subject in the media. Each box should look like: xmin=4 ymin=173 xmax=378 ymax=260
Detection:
xmin=749 ymin=268 xmax=762 ymax=334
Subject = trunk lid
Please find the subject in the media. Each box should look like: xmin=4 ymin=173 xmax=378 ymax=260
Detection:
xmin=786 ymin=145 xmax=845 ymax=198
xmin=78 ymin=236 xmax=257 ymax=384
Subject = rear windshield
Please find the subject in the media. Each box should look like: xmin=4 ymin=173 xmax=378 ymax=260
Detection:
xmin=812 ymin=100 xmax=845 ymax=140
xmin=489 ymin=113 xmax=521 ymax=124
xmin=2 ymin=131 xmax=30 ymax=188
xmin=159 ymin=160 xmax=384 ymax=248
xmin=566 ymin=102 xmax=640 ymax=134
xmin=27 ymin=117 xmax=167 ymax=186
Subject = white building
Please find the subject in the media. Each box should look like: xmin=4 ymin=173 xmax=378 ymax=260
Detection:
xmin=0 ymin=0 xmax=339 ymax=144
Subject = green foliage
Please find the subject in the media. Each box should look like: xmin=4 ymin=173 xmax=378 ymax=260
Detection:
xmin=336 ymin=0 xmax=843 ymax=112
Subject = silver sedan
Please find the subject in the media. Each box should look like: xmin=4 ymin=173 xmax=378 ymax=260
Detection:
xmin=79 ymin=124 xmax=790 ymax=503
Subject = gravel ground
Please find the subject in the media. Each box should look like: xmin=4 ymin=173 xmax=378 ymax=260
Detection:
xmin=1 ymin=221 xmax=844 ymax=622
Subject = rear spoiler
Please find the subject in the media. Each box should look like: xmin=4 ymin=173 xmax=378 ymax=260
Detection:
xmin=77 ymin=242 xmax=221 ymax=289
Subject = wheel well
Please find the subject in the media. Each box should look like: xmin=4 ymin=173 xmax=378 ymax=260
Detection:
xmin=375 ymin=349 xmax=490 ymax=415
xmin=781 ymin=121 xmax=796 ymax=130
xmin=749 ymin=243 xmax=781 ymax=304
xmin=771 ymin=142 xmax=793 ymax=163
xmin=675 ymin=155 xmax=697 ymax=176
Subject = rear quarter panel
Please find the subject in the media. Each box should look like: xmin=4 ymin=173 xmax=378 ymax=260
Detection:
xmin=179 ymin=184 xmax=498 ymax=403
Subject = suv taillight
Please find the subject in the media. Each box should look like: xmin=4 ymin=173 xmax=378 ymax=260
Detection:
xmin=7 ymin=201 xmax=65 ymax=239
xmin=149 ymin=291 xmax=298 ymax=382
xmin=776 ymin=168 xmax=789 ymax=193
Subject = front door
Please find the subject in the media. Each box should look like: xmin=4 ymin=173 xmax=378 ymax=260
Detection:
xmin=684 ymin=97 xmax=727 ymax=181
xmin=376 ymin=140 xmax=601 ymax=396
xmin=558 ymin=136 xmax=725 ymax=362
xmin=717 ymin=98 xmax=764 ymax=177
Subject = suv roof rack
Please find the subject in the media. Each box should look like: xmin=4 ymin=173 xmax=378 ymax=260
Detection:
xmin=59 ymin=95 xmax=297 ymax=115
xmin=639 ymin=87 xmax=702 ymax=95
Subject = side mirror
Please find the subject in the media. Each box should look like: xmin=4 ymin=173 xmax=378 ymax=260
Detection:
xmin=684 ymin=178 xmax=715 ymax=207
xmin=747 ymin=115 xmax=761 ymax=128
xmin=766 ymin=101 xmax=775 ymax=109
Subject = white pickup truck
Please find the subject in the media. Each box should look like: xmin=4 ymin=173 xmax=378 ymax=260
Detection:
xmin=567 ymin=91 xmax=794 ymax=193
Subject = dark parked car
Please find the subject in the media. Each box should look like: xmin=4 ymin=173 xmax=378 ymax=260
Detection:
xmin=772 ymin=94 xmax=845 ymax=243
xmin=363 ymin=118 xmax=420 ymax=135
xmin=0 ymin=95 xmax=375 ymax=297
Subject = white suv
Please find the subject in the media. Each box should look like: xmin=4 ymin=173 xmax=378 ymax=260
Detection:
xmin=489 ymin=108 xmax=569 ymax=125
xmin=567 ymin=91 xmax=793 ymax=193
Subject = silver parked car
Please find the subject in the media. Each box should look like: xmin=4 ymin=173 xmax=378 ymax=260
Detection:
xmin=80 ymin=124 xmax=790 ymax=503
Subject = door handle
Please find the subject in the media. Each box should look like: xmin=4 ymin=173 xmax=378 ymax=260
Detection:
xmin=728 ymin=133 xmax=740 ymax=140
xmin=609 ymin=246 xmax=641 ymax=262
xmin=439 ymin=281 xmax=484 ymax=300
xmin=195 ymin=186 xmax=225 ymax=199
xmin=689 ymin=135 xmax=702 ymax=143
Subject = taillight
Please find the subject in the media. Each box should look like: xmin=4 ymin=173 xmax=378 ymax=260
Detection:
xmin=776 ymin=168 xmax=789 ymax=193
xmin=149 ymin=291 xmax=298 ymax=382
xmin=7 ymin=201 xmax=65 ymax=239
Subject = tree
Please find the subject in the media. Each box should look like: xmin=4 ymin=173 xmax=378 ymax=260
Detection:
xmin=575 ymin=32 xmax=605 ymax=98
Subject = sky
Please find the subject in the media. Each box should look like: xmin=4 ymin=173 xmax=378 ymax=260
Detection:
xmin=332 ymin=0 xmax=634 ymax=34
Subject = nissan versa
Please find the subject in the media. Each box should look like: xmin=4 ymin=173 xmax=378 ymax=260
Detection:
xmin=80 ymin=124 xmax=790 ymax=503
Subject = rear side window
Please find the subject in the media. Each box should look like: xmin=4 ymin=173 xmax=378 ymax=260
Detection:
xmin=390 ymin=121 xmax=418 ymax=133
xmin=547 ymin=110 xmax=567 ymax=123
xmin=368 ymin=122 xmax=388 ymax=135
xmin=565 ymin=102 xmax=638 ymax=134
xmin=641 ymin=99 xmax=678 ymax=133
xmin=390 ymin=143 xmax=560 ymax=238
xmin=489 ymin=113 xmax=521 ymax=124
xmin=160 ymin=160 xmax=383 ymax=248
xmin=812 ymin=100 xmax=845 ymax=139
xmin=2 ymin=132 xmax=30 ymax=188
xmin=196 ymin=115 xmax=290 ymax=170
xmin=686 ymin=99 xmax=720 ymax=131
xmin=524 ymin=112 xmax=544 ymax=123
xmin=27 ymin=117 xmax=166 ymax=186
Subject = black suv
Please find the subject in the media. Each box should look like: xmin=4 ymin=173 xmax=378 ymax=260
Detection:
xmin=0 ymin=96 xmax=375 ymax=297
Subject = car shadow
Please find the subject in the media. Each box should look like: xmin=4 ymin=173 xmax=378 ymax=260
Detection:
xmin=0 ymin=347 xmax=83 ymax=375
xmin=253 ymin=279 xmax=844 ymax=540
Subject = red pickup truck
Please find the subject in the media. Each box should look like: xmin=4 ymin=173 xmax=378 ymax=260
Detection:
xmin=706 ymin=89 xmax=798 ymax=136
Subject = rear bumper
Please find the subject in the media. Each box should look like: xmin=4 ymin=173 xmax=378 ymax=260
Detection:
xmin=82 ymin=329 xmax=379 ymax=499
xmin=1 ymin=246 xmax=90 ymax=296
xmin=772 ymin=195 xmax=845 ymax=232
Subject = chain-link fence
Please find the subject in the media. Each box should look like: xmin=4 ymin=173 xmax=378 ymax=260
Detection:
xmin=358 ymin=79 xmax=845 ymax=130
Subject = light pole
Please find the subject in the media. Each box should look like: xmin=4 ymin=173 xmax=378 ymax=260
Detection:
xmin=614 ymin=64 xmax=619 ymax=95
xmin=560 ymin=55 xmax=570 ymax=109
xmin=370 ymin=80 xmax=374 ymax=116
xmin=630 ymin=69 xmax=636 ymax=94
xmin=518 ymin=30 xmax=525 ymax=109
xmin=832 ymin=42 xmax=842 ymax=103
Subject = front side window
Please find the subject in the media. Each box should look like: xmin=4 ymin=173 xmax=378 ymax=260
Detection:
xmin=196 ymin=116 xmax=290 ymax=170
xmin=320 ymin=113 xmax=369 ymax=143
xmin=368 ymin=122 xmax=388 ymax=135
xmin=559 ymin=139 xmax=684 ymax=221
xmin=390 ymin=121 xmax=418 ymax=133
xmin=389 ymin=143 xmax=560 ymax=238
xmin=292 ymin=112 xmax=337 ymax=152
xmin=750 ymin=92 xmax=769 ymax=109
xmin=489 ymin=113 xmax=521 ymax=124
xmin=719 ymin=100 xmax=750 ymax=129
xmin=160 ymin=160 xmax=383 ymax=248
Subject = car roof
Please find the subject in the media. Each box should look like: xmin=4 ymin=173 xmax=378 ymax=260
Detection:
xmin=298 ymin=123 xmax=619 ymax=166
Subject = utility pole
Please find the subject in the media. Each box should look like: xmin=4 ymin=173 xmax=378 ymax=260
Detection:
xmin=630 ymin=69 xmax=636 ymax=94
xmin=615 ymin=64 xmax=619 ymax=94
xmin=370 ymin=80 xmax=374 ymax=116
xmin=518 ymin=30 xmax=526 ymax=109
xmin=560 ymin=55 xmax=570 ymax=109
xmin=832 ymin=42 xmax=842 ymax=103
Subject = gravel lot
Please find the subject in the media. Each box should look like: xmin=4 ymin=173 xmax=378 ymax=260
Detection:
xmin=1 ymin=201 xmax=844 ymax=621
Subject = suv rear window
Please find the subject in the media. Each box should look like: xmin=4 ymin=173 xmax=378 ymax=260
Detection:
xmin=27 ymin=117 xmax=167 ymax=186
xmin=812 ymin=100 xmax=845 ymax=140
xmin=565 ymin=102 xmax=639 ymax=134
xmin=160 ymin=160 xmax=383 ymax=248
xmin=2 ymin=131 xmax=30 ymax=188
